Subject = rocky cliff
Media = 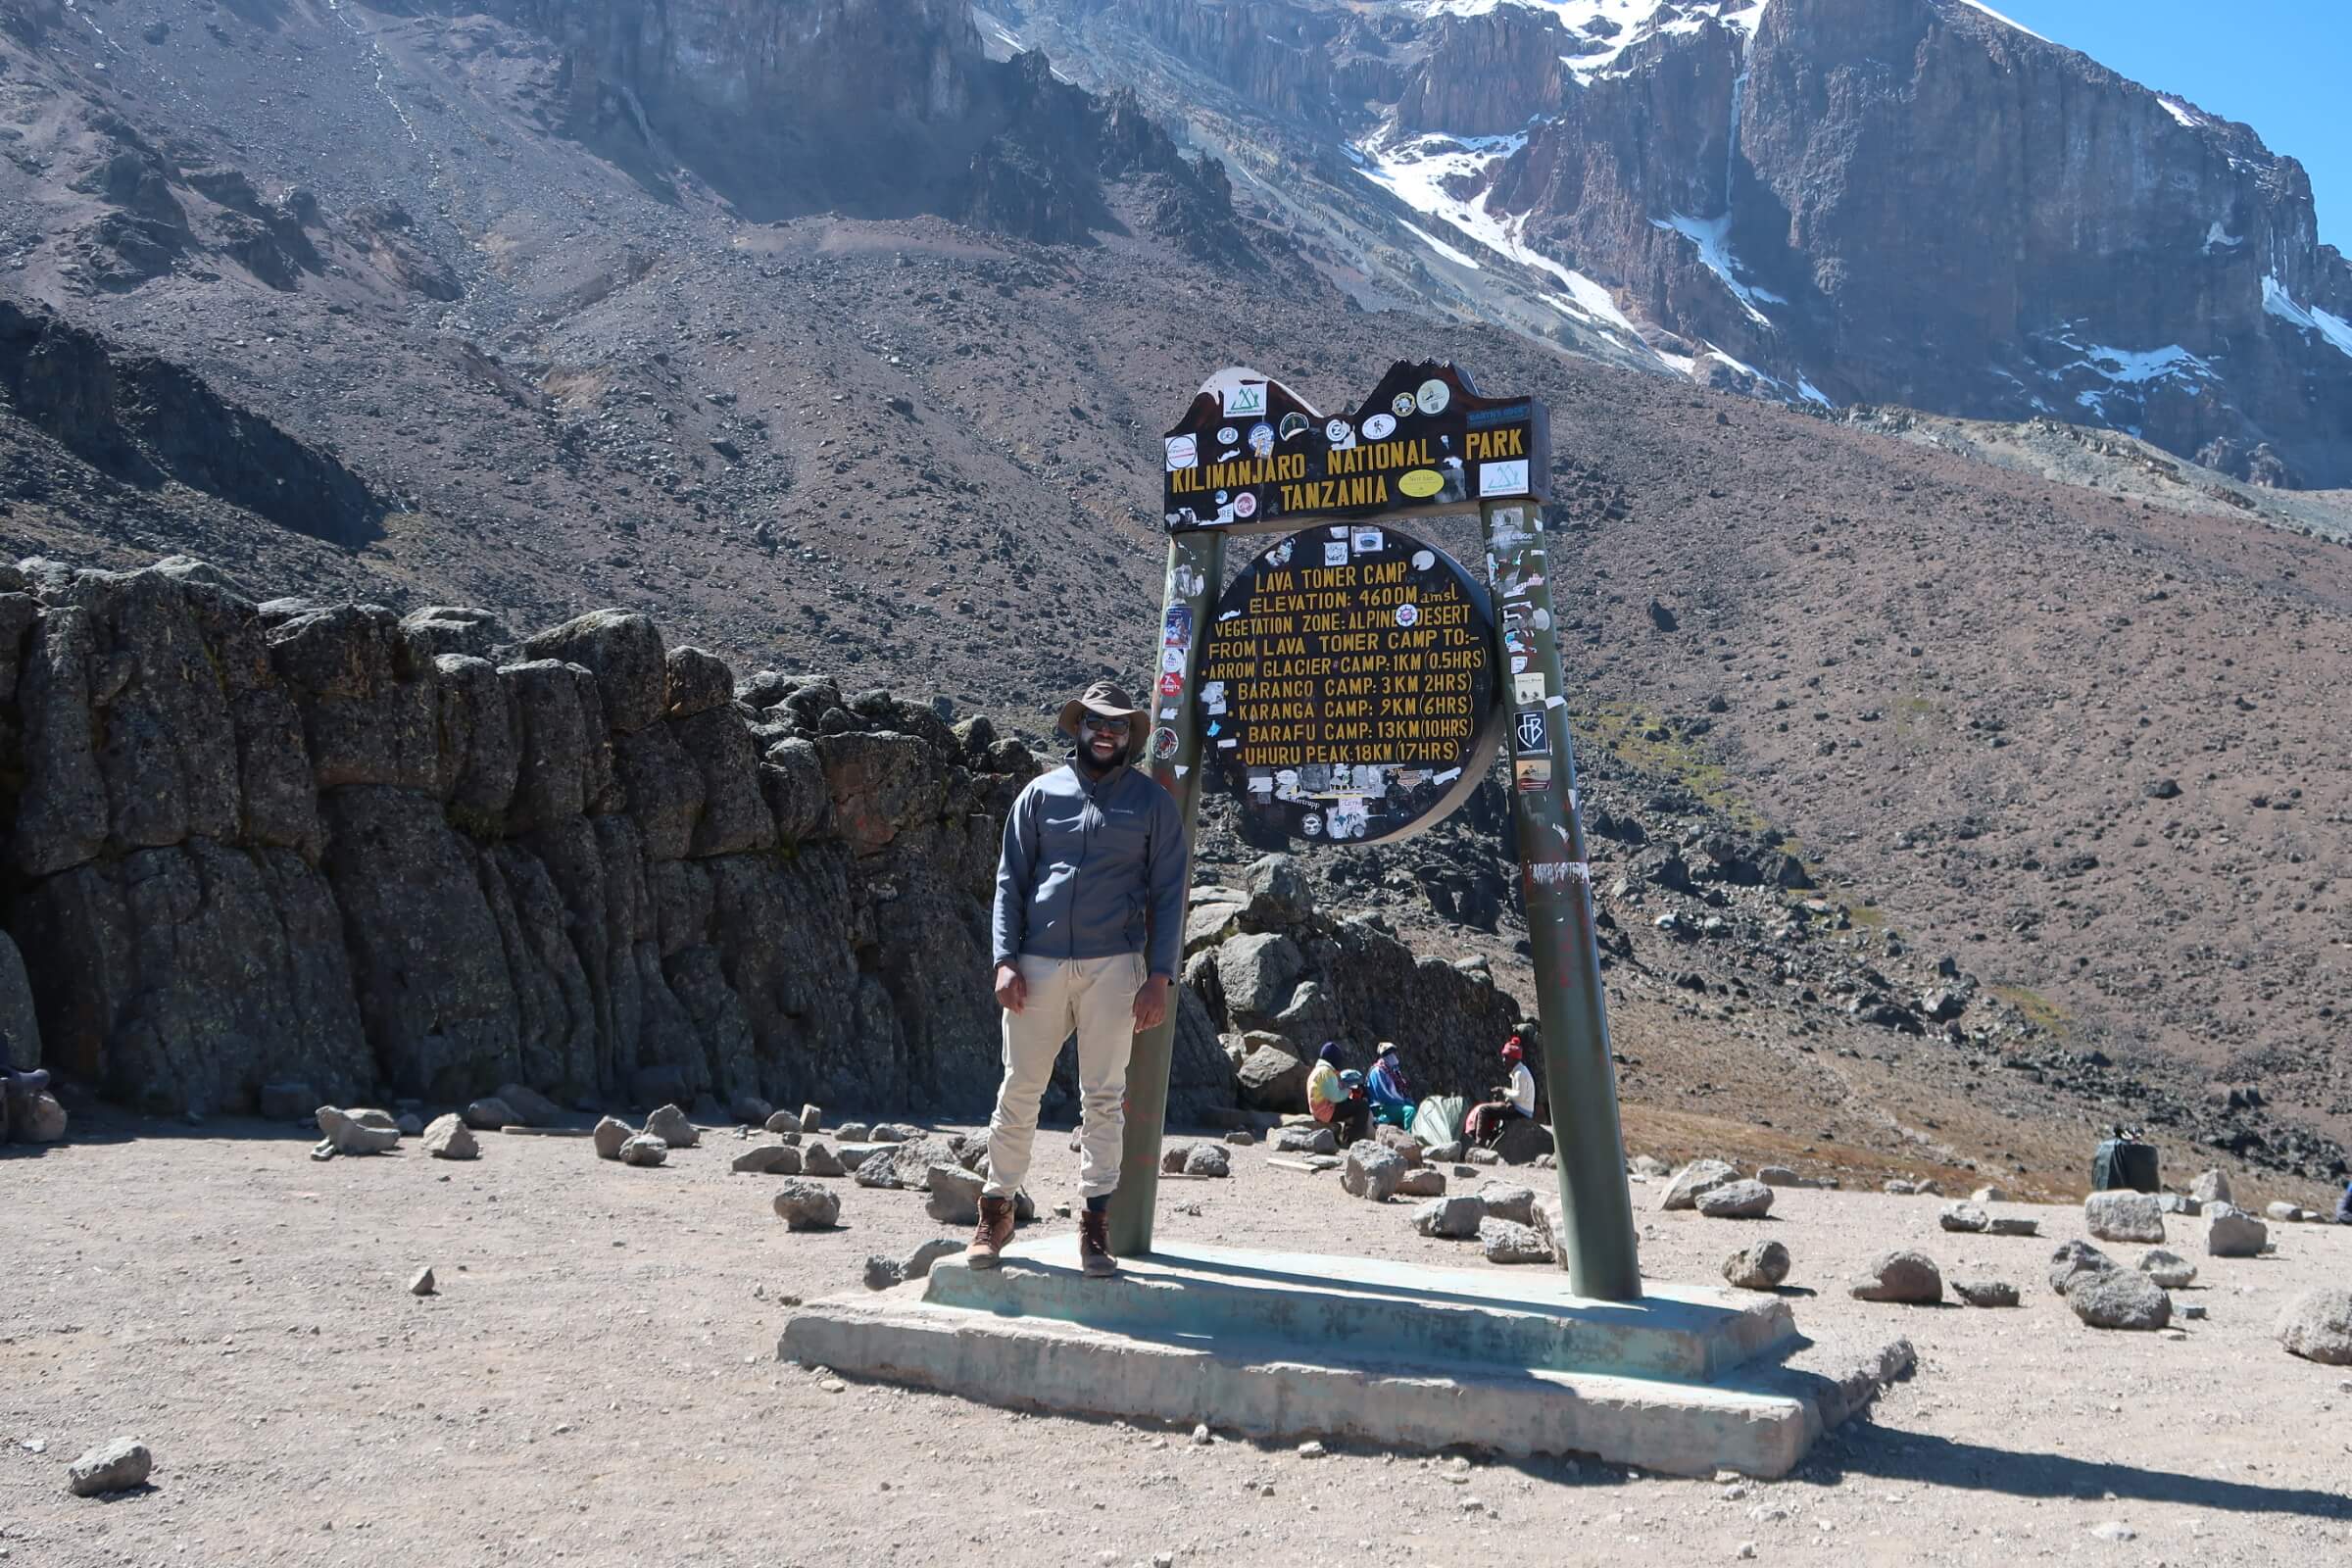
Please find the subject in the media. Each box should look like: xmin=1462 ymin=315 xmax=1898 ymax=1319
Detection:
xmin=1020 ymin=0 xmax=2352 ymax=487
xmin=0 ymin=556 xmax=1519 ymax=1123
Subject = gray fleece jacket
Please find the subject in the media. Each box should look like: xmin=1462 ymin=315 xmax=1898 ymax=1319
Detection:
xmin=992 ymin=760 xmax=1187 ymax=979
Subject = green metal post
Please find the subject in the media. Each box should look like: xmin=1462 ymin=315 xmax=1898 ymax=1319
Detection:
xmin=1108 ymin=527 xmax=1226 ymax=1257
xmin=1479 ymin=500 xmax=1642 ymax=1301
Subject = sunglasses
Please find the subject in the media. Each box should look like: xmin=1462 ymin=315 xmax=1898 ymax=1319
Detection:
xmin=1081 ymin=715 xmax=1132 ymax=736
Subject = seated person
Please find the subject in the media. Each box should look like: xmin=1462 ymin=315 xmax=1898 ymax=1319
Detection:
xmin=1365 ymin=1043 xmax=1415 ymax=1128
xmin=1464 ymin=1038 xmax=1536 ymax=1146
xmin=1305 ymin=1041 xmax=1370 ymax=1148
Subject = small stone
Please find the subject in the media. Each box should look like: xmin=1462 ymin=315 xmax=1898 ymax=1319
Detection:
xmin=1478 ymin=1216 xmax=1553 ymax=1264
xmin=925 ymin=1163 xmax=986 ymax=1226
xmin=2089 ymin=1520 xmax=2136 ymax=1542
xmin=1273 ymin=1124 xmax=1338 ymax=1155
xmin=863 ymin=1255 xmax=905 ymax=1291
xmin=1184 ymin=1143 xmax=1232 ymax=1178
xmin=1475 ymin=1182 xmax=1536 ymax=1225
xmin=1848 ymin=1250 xmax=1942 ymax=1304
xmin=617 ymin=1134 xmax=668 ymax=1167
xmin=2069 ymin=1268 xmax=2172 ymax=1331
xmin=2180 ymin=1302 xmax=2208 ymax=1320
xmin=1341 ymin=1142 xmax=1407 ymax=1202
xmin=1736 ymin=1544 xmax=1757 ymax=1561
xmin=1160 ymin=1140 xmax=1198 ymax=1174
xmin=66 ymin=1438 xmax=152 ymax=1496
xmin=731 ymin=1145 xmax=800 ymax=1175
xmin=2157 ymin=1193 xmax=2202 ymax=1215
xmin=838 ymin=1121 xmax=873 ymax=1142
xmin=2274 ymin=1288 xmax=2352 ymax=1365
xmin=800 ymin=1139 xmax=847 ymax=1178
xmin=1297 ymin=1440 xmax=1326 ymax=1458
xmin=1970 ymin=1185 xmax=2008 ymax=1203
xmin=1985 ymin=1215 xmax=2040 ymax=1238
xmin=1694 ymin=1179 xmax=1774 ymax=1219
xmin=819 ymin=1377 xmax=847 ymax=1393
xmin=1938 ymin=1202 xmax=1990 ymax=1233
xmin=1412 ymin=1195 xmax=1484 ymax=1239
xmin=800 ymin=1103 xmax=823 ymax=1132
xmin=463 ymin=1097 xmax=518 ymax=1131
xmin=409 ymin=1267 xmax=435 ymax=1297
xmin=2203 ymin=1202 xmax=2268 ymax=1257
xmin=2083 ymin=1191 xmax=2165 ymax=1244
xmin=1951 ymin=1277 xmax=2019 ymax=1308
xmin=592 ymin=1116 xmax=631 ymax=1159
xmin=644 ymin=1103 xmax=699 ymax=1149
xmin=1192 ymin=1423 xmax=1213 ymax=1446
xmin=2048 ymin=1240 xmax=2117 ymax=1296
xmin=420 ymin=1114 xmax=478 ymax=1160
xmin=1661 ymin=1158 xmax=1740 ymax=1211
xmin=314 ymin=1106 xmax=399 ymax=1155
xmin=2137 ymin=1249 xmax=2198 ymax=1290
xmin=1223 ymin=1129 xmax=1254 ymax=1146
xmin=1396 ymin=1167 xmax=1446 ymax=1198
xmin=1722 ymin=1240 xmax=1790 ymax=1291
xmin=772 ymin=1177 xmax=843 ymax=1230
xmin=1755 ymin=1165 xmax=1804 ymax=1188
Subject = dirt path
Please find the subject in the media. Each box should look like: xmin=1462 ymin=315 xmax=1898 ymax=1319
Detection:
xmin=4 ymin=1111 xmax=2349 ymax=1566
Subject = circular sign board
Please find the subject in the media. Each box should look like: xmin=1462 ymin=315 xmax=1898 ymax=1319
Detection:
xmin=1194 ymin=523 xmax=1501 ymax=846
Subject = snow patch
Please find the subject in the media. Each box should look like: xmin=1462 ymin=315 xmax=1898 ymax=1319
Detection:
xmin=2204 ymin=221 xmax=2242 ymax=253
xmin=1399 ymin=220 xmax=1484 ymax=270
xmin=2263 ymin=274 xmax=2352 ymax=362
xmin=1951 ymin=0 xmax=2050 ymax=43
xmin=1422 ymin=2 xmax=1773 ymax=84
xmin=2158 ymin=97 xmax=2203 ymax=131
xmin=1797 ymin=377 xmax=1832 ymax=408
xmin=1652 ymin=212 xmax=1782 ymax=325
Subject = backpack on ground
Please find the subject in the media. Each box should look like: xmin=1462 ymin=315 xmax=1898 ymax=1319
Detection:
xmin=2090 ymin=1130 xmax=2159 ymax=1194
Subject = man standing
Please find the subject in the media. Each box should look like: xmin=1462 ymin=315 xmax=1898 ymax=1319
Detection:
xmin=971 ymin=680 xmax=1186 ymax=1278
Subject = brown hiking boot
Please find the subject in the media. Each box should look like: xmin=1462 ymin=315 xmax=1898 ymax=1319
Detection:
xmin=966 ymin=1195 xmax=1015 ymax=1269
xmin=1079 ymin=1208 xmax=1116 ymax=1279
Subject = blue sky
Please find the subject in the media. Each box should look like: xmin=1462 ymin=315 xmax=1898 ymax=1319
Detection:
xmin=1991 ymin=0 xmax=2348 ymax=251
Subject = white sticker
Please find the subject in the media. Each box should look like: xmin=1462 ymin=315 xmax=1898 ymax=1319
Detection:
xmin=1479 ymin=459 xmax=1530 ymax=498
xmin=1232 ymin=491 xmax=1258 ymax=519
xmin=1323 ymin=542 xmax=1348 ymax=566
xmin=1361 ymin=412 xmax=1396 ymax=441
xmin=1395 ymin=603 xmax=1419 ymax=627
xmin=1164 ymin=435 xmax=1198 ymax=470
xmin=1221 ymin=381 xmax=1268 ymax=416
xmin=1160 ymin=646 xmax=1186 ymax=672
xmin=1411 ymin=550 xmax=1437 ymax=571
xmin=1351 ymin=526 xmax=1385 ymax=555
xmin=1416 ymin=378 xmax=1450 ymax=416
xmin=1515 ymin=673 xmax=1544 ymax=705
xmin=1215 ymin=425 xmax=1239 ymax=446
xmin=1324 ymin=417 xmax=1355 ymax=451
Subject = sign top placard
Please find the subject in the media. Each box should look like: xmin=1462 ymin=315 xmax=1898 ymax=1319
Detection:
xmin=1160 ymin=361 xmax=1548 ymax=533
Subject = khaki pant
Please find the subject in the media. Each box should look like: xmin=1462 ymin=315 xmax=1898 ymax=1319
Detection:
xmin=983 ymin=953 xmax=1144 ymax=1201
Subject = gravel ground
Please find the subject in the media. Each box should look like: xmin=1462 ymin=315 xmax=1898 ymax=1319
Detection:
xmin=5 ymin=1111 xmax=2350 ymax=1566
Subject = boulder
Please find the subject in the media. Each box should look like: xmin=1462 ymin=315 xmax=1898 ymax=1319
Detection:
xmin=1694 ymin=1179 xmax=1774 ymax=1219
xmin=347 ymin=1108 xmax=399 ymax=1133
xmin=1183 ymin=1143 xmax=1232 ymax=1178
xmin=618 ymin=1135 xmax=668 ymax=1167
xmin=2204 ymin=1203 xmax=2268 ymax=1257
xmin=1722 ymin=1240 xmax=1790 ymax=1291
xmin=799 ymin=1103 xmax=823 ymax=1133
xmin=1272 ymin=1124 xmax=1337 ymax=1156
xmin=315 ymin=1105 xmax=399 ymax=1154
xmin=1474 ymin=1182 xmax=1536 ymax=1226
xmin=1413 ymin=1195 xmax=1485 ymax=1239
xmin=801 ymin=1139 xmax=847 ymax=1178
xmin=1237 ymin=1044 xmax=1308 ymax=1112
xmin=2137 ymin=1249 xmax=2198 ymax=1290
xmin=764 ymin=1110 xmax=801 ymax=1134
xmin=2273 ymin=1288 xmax=2352 ymax=1365
xmin=1952 ymin=1278 xmax=2020 ymax=1308
xmin=1755 ymin=1165 xmax=1805 ymax=1188
xmin=1938 ymin=1202 xmax=1990 ymax=1233
xmin=520 ymin=608 xmax=665 ymax=732
xmin=904 ymin=1238 xmax=963 ymax=1281
xmin=2188 ymin=1168 xmax=2231 ymax=1205
xmin=495 ymin=1083 xmax=564 ymax=1126
xmin=21 ymin=1092 xmax=67 ymax=1143
xmin=1244 ymin=854 xmax=1315 ymax=926
xmin=1659 ymin=1158 xmax=1740 ymax=1211
xmin=862 ymin=1255 xmax=905 ymax=1291
xmin=1985 ymin=1215 xmax=2041 ymax=1238
xmin=1216 ymin=931 xmax=1306 ymax=1018
xmin=67 ymin=1437 xmax=152 ymax=1496
xmin=464 ymin=1097 xmax=518 ymax=1131
xmin=421 ymin=1114 xmax=478 ymax=1160
xmin=1848 ymin=1250 xmax=1943 ymax=1304
xmin=1478 ymin=1217 xmax=1553 ymax=1264
xmin=1159 ymin=1139 xmax=1197 ymax=1174
xmin=1373 ymin=1125 xmax=1425 ymax=1165
xmin=592 ymin=1116 xmax=631 ymax=1160
xmin=853 ymin=1151 xmax=903 ymax=1188
xmin=2048 ymin=1240 xmax=2118 ymax=1296
xmin=1396 ymin=1167 xmax=1446 ymax=1198
xmin=644 ymin=1103 xmax=698 ymax=1149
xmin=771 ymin=1177 xmax=842 ymax=1230
xmin=2083 ymin=1192 xmax=2166 ymax=1244
xmin=924 ymin=1163 xmax=986 ymax=1226
xmin=1491 ymin=1118 xmax=1553 ymax=1165
xmin=1341 ymin=1142 xmax=1407 ymax=1202
xmin=2068 ymin=1268 xmax=2171 ymax=1331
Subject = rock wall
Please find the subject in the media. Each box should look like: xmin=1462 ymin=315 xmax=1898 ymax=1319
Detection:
xmin=0 ymin=557 xmax=1510 ymax=1124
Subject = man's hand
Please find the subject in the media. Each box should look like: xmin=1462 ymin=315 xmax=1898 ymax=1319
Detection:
xmin=994 ymin=962 xmax=1027 ymax=1013
xmin=1132 ymin=973 xmax=1171 ymax=1030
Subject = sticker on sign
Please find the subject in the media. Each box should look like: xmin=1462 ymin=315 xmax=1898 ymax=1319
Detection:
xmin=1479 ymin=460 xmax=1531 ymax=498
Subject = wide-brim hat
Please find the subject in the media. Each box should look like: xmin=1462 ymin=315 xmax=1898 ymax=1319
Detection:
xmin=1057 ymin=678 xmax=1150 ymax=764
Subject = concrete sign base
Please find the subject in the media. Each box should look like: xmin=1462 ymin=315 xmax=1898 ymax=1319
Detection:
xmin=780 ymin=1239 xmax=1894 ymax=1478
